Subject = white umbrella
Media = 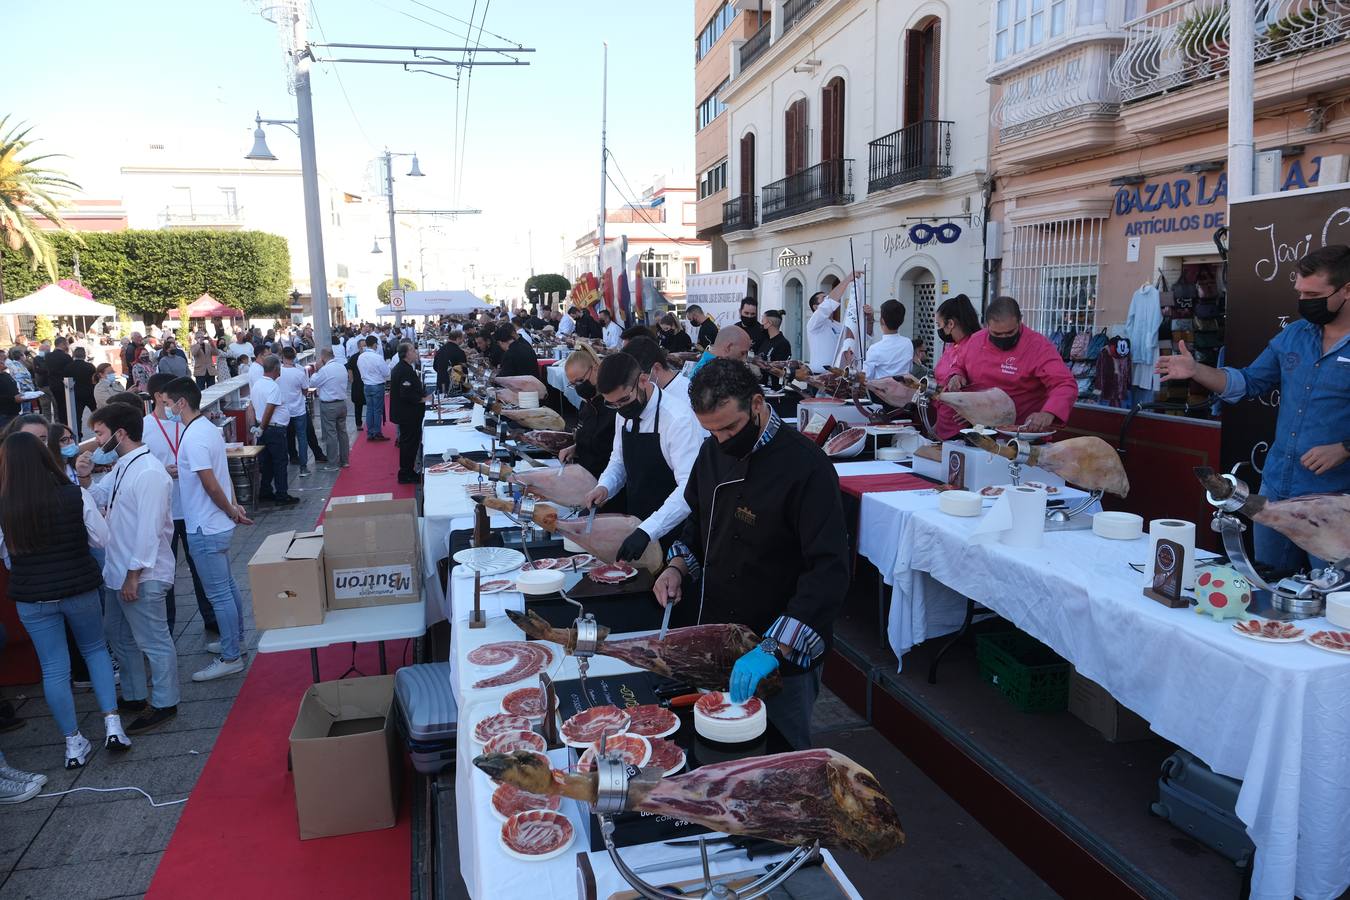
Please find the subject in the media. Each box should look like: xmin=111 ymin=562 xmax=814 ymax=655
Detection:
xmin=0 ymin=283 xmax=117 ymax=317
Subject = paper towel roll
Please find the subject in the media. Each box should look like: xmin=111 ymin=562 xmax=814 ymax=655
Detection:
xmin=471 ymin=403 xmax=486 ymax=427
xmin=1147 ymin=519 xmax=1196 ymax=590
xmin=1326 ymin=592 xmax=1350 ymax=629
xmin=1000 ymin=486 xmax=1047 ymax=548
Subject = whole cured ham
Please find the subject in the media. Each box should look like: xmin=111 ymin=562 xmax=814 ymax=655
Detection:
xmin=522 ymin=430 xmax=576 ymax=453
xmin=499 ymin=406 xmax=566 ymax=432
xmin=1195 ymin=468 xmax=1350 ymax=564
xmin=468 ymin=641 xmax=555 ymax=689
xmin=493 ymin=375 xmax=549 ymax=398
xmin=475 ymin=498 xmax=663 ymax=574
xmin=506 ymin=608 xmax=778 ymax=695
xmin=866 ymin=375 xmax=924 ymax=408
xmin=938 ymin=388 xmax=1017 ymax=428
xmin=972 ymin=434 xmax=1130 ymax=497
xmin=510 ymin=464 xmax=599 ymax=508
xmin=475 ymin=748 xmax=906 ymax=861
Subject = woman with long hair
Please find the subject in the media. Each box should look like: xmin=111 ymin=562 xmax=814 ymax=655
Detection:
xmin=560 ymin=343 xmax=620 ymax=486
xmin=0 ymin=431 xmax=129 ymax=768
xmin=130 ymin=347 xmax=155 ymax=395
xmin=933 ymin=294 xmax=982 ymax=440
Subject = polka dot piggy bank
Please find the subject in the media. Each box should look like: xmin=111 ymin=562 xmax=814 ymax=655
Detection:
xmin=1193 ymin=567 xmax=1254 ymax=622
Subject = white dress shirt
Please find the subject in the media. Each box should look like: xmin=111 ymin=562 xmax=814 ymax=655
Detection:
xmin=311 ymin=358 xmax=350 ymax=401
xmin=345 ymin=334 xmax=365 ymax=358
xmin=356 ymin=348 xmax=391 ymax=385
xmin=142 ymin=413 xmax=186 ymax=520
xmin=251 ymin=376 xmax=290 ymax=426
xmin=558 ymin=314 xmax=576 ymax=337
xmin=596 ymin=385 xmax=707 ymax=542
xmin=659 ymin=372 xmax=692 ymax=409
xmin=247 ymin=361 xmax=265 ymax=390
xmin=0 ymin=488 xmax=108 ymax=569
xmin=278 ymin=364 xmax=309 ymax=417
xmin=519 ymin=329 xmax=534 ymax=346
xmin=863 ymin=332 xmax=916 ymax=380
xmin=177 ymin=416 xmax=234 ymax=535
xmin=89 ymin=446 xmax=175 ymax=590
xmin=227 ymin=341 xmax=252 ymax=360
xmin=807 ymin=297 xmax=844 ymax=371
xmin=602 ymin=321 xmax=623 ymax=349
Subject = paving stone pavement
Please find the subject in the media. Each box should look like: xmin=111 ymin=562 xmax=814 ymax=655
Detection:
xmin=0 ymin=415 xmax=359 ymax=900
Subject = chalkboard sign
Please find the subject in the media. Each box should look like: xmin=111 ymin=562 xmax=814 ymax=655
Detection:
xmin=1223 ymin=185 xmax=1350 ymax=488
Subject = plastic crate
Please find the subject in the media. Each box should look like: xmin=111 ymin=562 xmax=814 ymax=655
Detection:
xmin=976 ymin=631 xmax=1071 ymax=713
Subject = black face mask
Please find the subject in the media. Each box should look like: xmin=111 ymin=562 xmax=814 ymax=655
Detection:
xmin=989 ymin=329 xmax=1021 ymax=351
xmin=741 ymin=317 xmax=758 ymax=331
xmin=613 ymin=382 xmax=646 ymax=421
xmin=1298 ymin=291 xmax=1345 ymax=326
xmin=938 ymin=326 xmax=955 ymax=344
xmin=575 ymin=380 xmax=597 ymax=400
xmin=717 ymin=409 xmax=761 ymax=459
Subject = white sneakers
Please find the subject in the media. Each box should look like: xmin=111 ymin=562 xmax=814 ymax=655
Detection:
xmin=65 ymin=733 xmax=92 ymax=770
xmin=0 ymin=774 xmax=40 ymax=804
xmin=104 ymin=714 xmax=132 ymax=752
xmin=205 ymin=641 xmax=221 ymax=655
xmin=0 ymin=760 xmax=46 ymax=790
xmin=298 ymin=465 xmax=312 ymax=478
xmin=192 ymin=656 xmax=245 ymax=682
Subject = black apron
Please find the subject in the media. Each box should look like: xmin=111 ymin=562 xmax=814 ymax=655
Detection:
xmin=620 ymin=389 xmax=677 ymax=548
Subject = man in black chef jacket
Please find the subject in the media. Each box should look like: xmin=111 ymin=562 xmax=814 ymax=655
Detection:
xmin=734 ymin=297 xmax=769 ymax=355
xmin=494 ymin=323 xmax=538 ymax=379
xmin=686 ymin=305 xmax=719 ymax=349
xmin=653 ymin=359 xmax=849 ymax=750
xmin=389 ymin=342 xmax=427 ymax=483
xmin=432 ymin=330 xmax=467 ymax=392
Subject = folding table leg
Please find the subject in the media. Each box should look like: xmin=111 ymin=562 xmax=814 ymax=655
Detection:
xmin=311 ymin=649 xmax=321 ymax=683
xmin=378 ymin=641 xmax=388 ymax=674
xmin=927 ymin=598 xmax=976 ymax=685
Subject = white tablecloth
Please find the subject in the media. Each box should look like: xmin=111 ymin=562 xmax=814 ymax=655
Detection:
xmin=445 ymin=573 xmax=863 ymax=900
xmin=543 ymin=358 xmax=581 ymax=409
xmin=868 ymin=501 xmax=1350 ymax=900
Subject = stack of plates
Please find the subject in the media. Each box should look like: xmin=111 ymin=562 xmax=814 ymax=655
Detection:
xmin=938 ymin=490 xmax=982 ymax=517
xmin=1092 ymin=511 xmax=1144 ymax=540
xmin=876 ymin=446 xmax=908 ymax=461
xmin=517 ymin=391 xmax=540 ymax=409
xmin=516 ymin=569 xmax=564 ymax=595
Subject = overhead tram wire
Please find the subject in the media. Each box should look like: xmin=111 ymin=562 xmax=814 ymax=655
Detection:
xmin=310 ymin=0 xmax=377 ymax=151
xmin=455 ymin=0 xmax=492 ymax=207
xmin=407 ymin=0 xmax=522 ymax=48
xmin=603 ymin=150 xmax=696 ymax=247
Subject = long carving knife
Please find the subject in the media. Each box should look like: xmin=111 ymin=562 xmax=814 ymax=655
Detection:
xmin=658 ymin=601 xmax=673 ymax=641
xmin=584 ymin=503 xmax=597 ymax=534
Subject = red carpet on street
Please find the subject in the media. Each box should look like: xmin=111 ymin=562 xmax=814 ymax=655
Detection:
xmin=148 ymin=418 xmax=417 ymax=899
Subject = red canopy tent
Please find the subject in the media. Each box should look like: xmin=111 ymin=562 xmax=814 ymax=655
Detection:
xmin=167 ymin=293 xmax=244 ymax=319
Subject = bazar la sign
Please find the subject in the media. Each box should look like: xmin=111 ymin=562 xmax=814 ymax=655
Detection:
xmin=1113 ymin=156 xmax=1325 ymax=236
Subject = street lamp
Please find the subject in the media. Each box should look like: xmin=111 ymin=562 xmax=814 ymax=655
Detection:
xmin=246 ymin=109 xmax=332 ymax=350
xmin=371 ymin=237 xmax=385 ymax=255
xmin=380 ymin=149 xmax=425 ymax=326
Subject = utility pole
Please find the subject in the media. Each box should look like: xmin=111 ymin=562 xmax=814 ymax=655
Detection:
xmin=597 ymin=42 xmax=608 ymax=283
xmin=292 ymin=6 xmax=332 ymax=351
xmin=1227 ymin=0 xmax=1255 ymax=200
xmin=383 ymin=150 xmax=403 ymax=326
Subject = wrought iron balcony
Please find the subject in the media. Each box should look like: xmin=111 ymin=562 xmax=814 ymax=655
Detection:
xmin=722 ymin=195 xmax=757 ymax=233
xmin=158 ymin=205 xmax=245 ymax=228
xmin=761 ymin=159 xmax=853 ymax=223
xmin=782 ymin=0 xmax=822 ymax=36
xmin=739 ymin=22 xmax=771 ymax=71
xmin=1110 ymin=0 xmax=1350 ymax=103
xmin=867 ymin=120 xmax=952 ymax=193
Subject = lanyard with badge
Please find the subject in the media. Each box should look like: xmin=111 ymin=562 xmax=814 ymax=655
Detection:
xmin=153 ymin=414 xmax=182 ymax=458
xmin=108 ymin=448 xmax=150 ymax=513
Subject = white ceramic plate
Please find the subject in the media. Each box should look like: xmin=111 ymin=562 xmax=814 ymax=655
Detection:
xmin=1305 ymin=630 xmax=1350 ymax=655
xmin=1231 ymin=620 xmax=1306 ymax=643
xmin=995 ymin=429 xmax=1056 ymax=441
xmin=453 ymin=547 xmax=526 ymax=576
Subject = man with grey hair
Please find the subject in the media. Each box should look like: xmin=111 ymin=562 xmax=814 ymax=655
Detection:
xmin=310 ymin=347 xmax=352 ymax=469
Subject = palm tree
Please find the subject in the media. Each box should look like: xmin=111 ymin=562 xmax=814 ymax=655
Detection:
xmin=0 ymin=116 xmax=81 ymax=304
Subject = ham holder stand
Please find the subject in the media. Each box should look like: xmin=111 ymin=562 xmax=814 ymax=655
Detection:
xmin=586 ymin=742 xmax=822 ymax=900
xmin=978 ymin=433 xmax=1103 ymax=531
xmin=1202 ymin=470 xmax=1347 ymax=618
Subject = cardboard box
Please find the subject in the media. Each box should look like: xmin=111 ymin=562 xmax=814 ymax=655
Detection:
xmin=1068 ymin=669 xmax=1154 ymax=743
xmin=325 ymin=492 xmax=394 ymax=513
xmin=290 ymin=675 xmax=400 ymax=840
xmin=247 ymin=530 xmax=326 ymax=631
xmin=323 ymin=498 xmax=421 ymax=610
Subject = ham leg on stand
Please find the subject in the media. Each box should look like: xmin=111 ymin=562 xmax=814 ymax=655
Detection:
xmin=938 ymin=388 xmax=1017 ymax=428
xmin=474 ymin=497 xmax=664 ymax=574
xmin=1196 ymin=468 xmax=1350 ymax=564
xmin=970 ymin=434 xmax=1130 ymax=497
xmin=493 ymin=375 xmax=549 ymax=397
xmin=510 ymin=464 xmax=599 ymax=509
xmin=505 ymin=608 xmax=777 ymax=693
xmin=474 ymin=748 xmax=906 ymax=861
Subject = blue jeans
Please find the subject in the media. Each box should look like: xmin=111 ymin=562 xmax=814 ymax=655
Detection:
xmin=364 ymin=384 xmax=386 ymax=436
xmin=186 ymin=528 xmax=245 ymax=661
xmin=103 ymin=580 xmax=180 ymax=709
xmin=292 ymin=411 xmax=310 ymax=467
xmin=258 ymin=424 xmax=289 ymax=498
xmin=15 ymin=590 xmax=117 ymax=734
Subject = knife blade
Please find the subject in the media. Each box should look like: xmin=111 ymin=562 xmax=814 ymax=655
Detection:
xmin=584 ymin=504 xmax=597 ymax=534
xmin=658 ymin=601 xmax=673 ymax=641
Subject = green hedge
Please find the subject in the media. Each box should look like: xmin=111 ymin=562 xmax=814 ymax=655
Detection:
xmin=0 ymin=229 xmax=292 ymax=316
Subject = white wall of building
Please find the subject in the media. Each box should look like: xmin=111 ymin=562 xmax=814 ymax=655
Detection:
xmin=720 ymin=0 xmax=991 ymax=359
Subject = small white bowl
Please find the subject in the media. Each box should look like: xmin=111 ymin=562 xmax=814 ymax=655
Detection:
xmin=939 ymin=490 xmax=982 ymax=517
xmin=515 ymin=569 xmax=564 ymax=595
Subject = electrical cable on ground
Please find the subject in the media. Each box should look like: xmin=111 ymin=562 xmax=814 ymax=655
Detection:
xmin=36 ymin=785 xmax=189 ymax=808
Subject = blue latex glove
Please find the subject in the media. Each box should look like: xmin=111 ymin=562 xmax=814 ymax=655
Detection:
xmin=729 ymin=646 xmax=779 ymax=704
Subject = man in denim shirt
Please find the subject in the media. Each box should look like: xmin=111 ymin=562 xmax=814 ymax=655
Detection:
xmin=1158 ymin=245 xmax=1350 ymax=572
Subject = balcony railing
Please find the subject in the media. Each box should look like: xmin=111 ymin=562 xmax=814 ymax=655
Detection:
xmin=1110 ymin=0 xmax=1350 ymax=103
xmin=761 ymin=159 xmax=854 ymax=223
xmin=158 ymin=205 xmax=245 ymax=227
xmin=739 ymin=22 xmax=771 ymax=71
xmin=782 ymin=0 xmax=822 ymax=36
xmin=723 ymin=194 xmax=757 ymax=233
xmin=991 ymin=44 xmax=1121 ymax=139
xmin=868 ymin=120 xmax=952 ymax=193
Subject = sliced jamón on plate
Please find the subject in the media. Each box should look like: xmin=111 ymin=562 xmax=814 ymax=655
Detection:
xmin=500 ymin=809 xmax=574 ymax=862
xmin=646 ymin=737 xmax=686 ymax=776
xmin=624 ymin=704 xmax=679 ymax=738
xmin=1232 ymin=619 xmax=1305 ymax=642
xmin=560 ymin=706 xmax=631 ymax=747
xmin=467 ymin=641 xmax=554 ymax=689
xmin=695 ymin=691 xmax=764 ymax=720
xmin=483 ymin=730 xmax=547 ymax=755
xmin=1307 ymin=630 xmax=1350 ymax=655
xmin=491 ymin=782 xmax=561 ymax=821
xmin=575 ymin=733 xmax=651 ymax=772
xmin=587 ymin=562 xmax=637 ymax=584
xmin=473 ymin=713 xmax=532 ymax=744
xmin=501 ymin=686 xmax=549 ymax=720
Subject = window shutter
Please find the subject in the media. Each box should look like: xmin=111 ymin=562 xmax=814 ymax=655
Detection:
xmin=740 ymin=134 xmax=755 ymax=195
xmin=927 ymin=22 xmax=941 ymax=121
xmin=903 ymin=30 xmax=924 ymax=127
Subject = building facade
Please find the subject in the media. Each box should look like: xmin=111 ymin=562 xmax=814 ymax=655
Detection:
xmin=719 ymin=0 xmax=991 ymax=359
xmin=695 ymin=1 xmax=768 ymax=271
xmin=987 ymin=0 xmax=1350 ymax=336
xmin=563 ymin=176 xmax=712 ymax=313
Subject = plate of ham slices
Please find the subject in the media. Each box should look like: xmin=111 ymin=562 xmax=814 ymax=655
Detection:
xmin=499 ymin=809 xmax=574 ymax=862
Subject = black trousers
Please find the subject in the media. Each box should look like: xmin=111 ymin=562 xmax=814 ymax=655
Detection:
xmin=258 ymin=424 xmax=290 ymax=497
xmin=73 ymin=393 xmax=96 ymax=440
xmin=167 ymin=518 xmax=217 ymax=634
xmin=351 ymin=376 xmax=365 ymax=426
xmin=397 ymin=417 xmax=422 ymax=479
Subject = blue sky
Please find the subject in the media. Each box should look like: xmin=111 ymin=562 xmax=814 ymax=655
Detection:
xmin=8 ymin=0 xmax=695 ymax=277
